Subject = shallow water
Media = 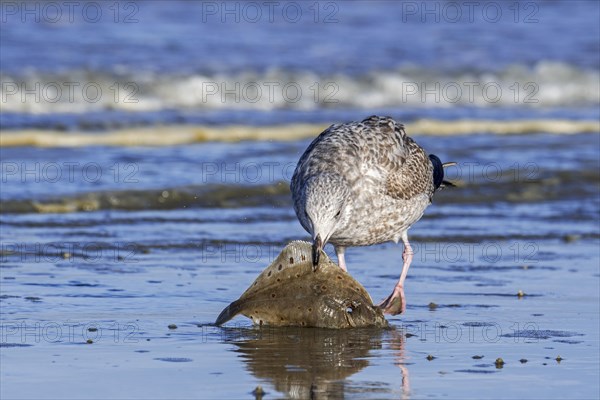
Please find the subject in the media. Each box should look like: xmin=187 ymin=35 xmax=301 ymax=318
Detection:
xmin=1 ymin=131 xmax=599 ymax=399
xmin=2 ymin=0 xmax=600 ymax=397
xmin=1 ymin=1 xmax=599 ymax=129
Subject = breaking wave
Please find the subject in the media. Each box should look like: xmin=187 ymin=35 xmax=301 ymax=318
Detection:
xmin=1 ymin=62 xmax=598 ymax=114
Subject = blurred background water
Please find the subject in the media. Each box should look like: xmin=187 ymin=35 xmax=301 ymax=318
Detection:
xmin=1 ymin=0 xmax=599 ymax=129
xmin=1 ymin=1 xmax=599 ymax=399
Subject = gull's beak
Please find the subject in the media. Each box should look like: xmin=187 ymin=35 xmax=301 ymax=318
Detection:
xmin=312 ymin=234 xmax=323 ymax=270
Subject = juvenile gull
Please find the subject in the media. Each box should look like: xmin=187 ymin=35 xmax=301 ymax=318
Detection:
xmin=291 ymin=115 xmax=454 ymax=315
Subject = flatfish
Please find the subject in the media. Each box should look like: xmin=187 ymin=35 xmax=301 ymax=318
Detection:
xmin=215 ymin=241 xmax=388 ymax=328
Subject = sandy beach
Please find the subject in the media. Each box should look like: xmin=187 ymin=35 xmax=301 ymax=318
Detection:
xmin=1 ymin=1 xmax=599 ymax=399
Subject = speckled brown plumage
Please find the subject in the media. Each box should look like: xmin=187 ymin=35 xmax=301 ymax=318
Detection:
xmin=291 ymin=115 xmax=437 ymax=246
xmin=290 ymin=115 xmax=451 ymax=315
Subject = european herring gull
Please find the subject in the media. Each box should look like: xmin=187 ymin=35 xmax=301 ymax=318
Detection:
xmin=291 ymin=116 xmax=454 ymax=315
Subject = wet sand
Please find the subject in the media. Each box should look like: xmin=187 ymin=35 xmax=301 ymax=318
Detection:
xmin=2 ymin=239 xmax=598 ymax=399
xmin=1 ymin=132 xmax=599 ymax=399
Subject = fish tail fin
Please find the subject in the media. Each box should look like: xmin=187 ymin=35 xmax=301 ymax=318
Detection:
xmin=215 ymin=300 xmax=243 ymax=326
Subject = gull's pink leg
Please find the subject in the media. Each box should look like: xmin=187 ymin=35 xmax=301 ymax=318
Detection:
xmin=335 ymin=246 xmax=347 ymax=272
xmin=379 ymin=232 xmax=413 ymax=315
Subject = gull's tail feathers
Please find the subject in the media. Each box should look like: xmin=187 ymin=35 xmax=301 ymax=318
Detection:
xmin=429 ymin=155 xmax=457 ymax=190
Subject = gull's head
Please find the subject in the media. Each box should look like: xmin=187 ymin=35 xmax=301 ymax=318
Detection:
xmin=301 ymin=174 xmax=351 ymax=267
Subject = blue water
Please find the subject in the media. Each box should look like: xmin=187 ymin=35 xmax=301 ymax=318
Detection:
xmin=1 ymin=2 xmax=600 ymax=399
xmin=2 ymin=1 xmax=598 ymax=74
xmin=1 ymin=132 xmax=599 ymax=399
xmin=1 ymin=0 xmax=599 ymax=129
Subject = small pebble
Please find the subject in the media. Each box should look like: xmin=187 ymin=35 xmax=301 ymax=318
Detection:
xmin=556 ymin=356 xmax=563 ymax=363
xmin=86 ymin=339 xmax=93 ymax=344
xmin=168 ymin=324 xmax=177 ymax=330
xmin=252 ymin=386 xmax=265 ymax=396
xmin=495 ymin=357 xmax=505 ymax=368
xmin=472 ymin=355 xmax=484 ymax=359
xmin=405 ymin=333 xmax=416 ymax=338
xmin=563 ymin=234 xmax=580 ymax=243
xmin=62 ymin=252 xmax=71 ymax=259
xmin=520 ymin=359 xmax=528 ymax=364
xmin=88 ymin=327 xmax=98 ymax=332
xmin=426 ymin=354 xmax=435 ymax=361
xmin=517 ymin=290 xmax=525 ymax=298
xmin=428 ymin=302 xmax=438 ymax=310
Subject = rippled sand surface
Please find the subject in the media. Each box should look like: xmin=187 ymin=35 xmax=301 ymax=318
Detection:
xmin=1 ymin=131 xmax=599 ymax=399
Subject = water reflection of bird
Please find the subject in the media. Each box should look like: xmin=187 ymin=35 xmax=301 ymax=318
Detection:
xmin=291 ymin=116 xmax=454 ymax=315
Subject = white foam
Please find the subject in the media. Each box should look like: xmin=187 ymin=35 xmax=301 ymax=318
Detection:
xmin=1 ymin=62 xmax=598 ymax=114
